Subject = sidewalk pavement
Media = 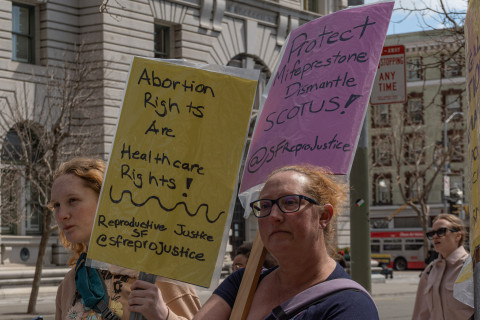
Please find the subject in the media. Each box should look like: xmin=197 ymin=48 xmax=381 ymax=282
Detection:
xmin=0 ymin=269 xmax=422 ymax=320
xmin=372 ymin=270 xmax=421 ymax=296
xmin=0 ymin=286 xmax=57 ymax=320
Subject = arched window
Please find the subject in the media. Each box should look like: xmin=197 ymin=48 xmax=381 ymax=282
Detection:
xmin=374 ymin=174 xmax=392 ymax=205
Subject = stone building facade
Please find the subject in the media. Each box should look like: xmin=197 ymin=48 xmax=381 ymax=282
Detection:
xmin=0 ymin=0 xmax=351 ymax=266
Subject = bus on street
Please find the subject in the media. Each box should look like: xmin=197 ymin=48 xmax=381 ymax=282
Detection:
xmin=371 ymin=229 xmax=425 ymax=271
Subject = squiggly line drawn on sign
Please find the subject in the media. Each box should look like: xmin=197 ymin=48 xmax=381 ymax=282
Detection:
xmin=109 ymin=186 xmax=225 ymax=223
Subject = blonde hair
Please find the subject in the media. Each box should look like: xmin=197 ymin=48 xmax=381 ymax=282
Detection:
xmin=264 ymin=165 xmax=347 ymax=256
xmin=433 ymin=213 xmax=468 ymax=247
xmin=53 ymin=157 xmax=106 ymax=266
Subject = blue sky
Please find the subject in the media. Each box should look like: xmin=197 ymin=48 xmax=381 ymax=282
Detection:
xmin=364 ymin=0 xmax=468 ymax=34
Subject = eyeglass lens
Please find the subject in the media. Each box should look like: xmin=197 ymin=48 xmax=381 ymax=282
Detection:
xmin=260 ymin=195 xmax=300 ymax=214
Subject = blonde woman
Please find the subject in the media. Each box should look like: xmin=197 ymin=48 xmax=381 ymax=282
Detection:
xmin=412 ymin=213 xmax=473 ymax=319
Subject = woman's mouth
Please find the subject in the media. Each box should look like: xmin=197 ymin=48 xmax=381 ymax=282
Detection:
xmin=271 ymin=229 xmax=289 ymax=236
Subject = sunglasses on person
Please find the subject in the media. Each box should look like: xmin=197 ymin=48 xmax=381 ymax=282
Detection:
xmin=426 ymin=227 xmax=458 ymax=240
xmin=249 ymin=194 xmax=319 ymax=218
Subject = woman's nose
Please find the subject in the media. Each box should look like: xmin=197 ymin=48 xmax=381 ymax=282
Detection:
xmin=269 ymin=203 xmax=284 ymax=220
xmin=55 ymin=207 xmax=70 ymax=221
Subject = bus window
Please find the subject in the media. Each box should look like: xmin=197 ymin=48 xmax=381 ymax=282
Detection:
xmin=405 ymin=239 xmax=423 ymax=250
xmin=371 ymin=239 xmax=381 ymax=253
xmin=383 ymin=239 xmax=402 ymax=250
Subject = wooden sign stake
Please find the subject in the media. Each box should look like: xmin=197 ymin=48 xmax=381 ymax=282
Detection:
xmin=229 ymin=232 xmax=266 ymax=320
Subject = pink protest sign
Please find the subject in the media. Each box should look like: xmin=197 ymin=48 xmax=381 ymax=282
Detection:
xmin=240 ymin=2 xmax=394 ymax=193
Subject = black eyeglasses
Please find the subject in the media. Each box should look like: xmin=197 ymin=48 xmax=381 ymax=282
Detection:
xmin=249 ymin=194 xmax=319 ymax=218
xmin=426 ymin=227 xmax=458 ymax=240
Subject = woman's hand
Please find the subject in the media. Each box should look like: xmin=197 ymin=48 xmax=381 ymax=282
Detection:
xmin=128 ymin=280 xmax=169 ymax=320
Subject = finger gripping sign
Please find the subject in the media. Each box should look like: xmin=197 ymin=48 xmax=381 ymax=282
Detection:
xmin=87 ymin=57 xmax=258 ymax=288
xmin=239 ymin=2 xmax=394 ymax=197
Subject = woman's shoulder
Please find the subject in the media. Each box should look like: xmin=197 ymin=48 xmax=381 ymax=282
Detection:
xmin=295 ymin=288 xmax=378 ymax=320
xmin=213 ymin=266 xmax=277 ymax=308
xmin=326 ymin=263 xmax=351 ymax=280
xmin=61 ymin=267 xmax=76 ymax=284
xmin=420 ymin=250 xmax=459 ymax=279
xmin=212 ymin=268 xmax=247 ymax=307
xmin=312 ymin=264 xmax=377 ymax=319
xmin=218 ymin=265 xmax=277 ymax=287
xmin=266 ymin=265 xmax=375 ymax=320
xmin=223 ymin=267 xmax=247 ymax=286
xmin=446 ymin=246 xmax=469 ymax=264
xmin=277 ymin=279 xmax=377 ymax=320
xmin=56 ymin=267 xmax=77 ymax=305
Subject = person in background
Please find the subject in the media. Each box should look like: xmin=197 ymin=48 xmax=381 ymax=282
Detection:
xmin=424 ymin=244 xmax=438 ymax=266
xmin=412 ymin=213 xmax=474 ymax=320
xmin=194 ymin=165 xmax=378 ymax=319
xmin=232 ymin=241 xmax=277 ymax=272
xmin=52 ymin=157 xmax=201 ymax=320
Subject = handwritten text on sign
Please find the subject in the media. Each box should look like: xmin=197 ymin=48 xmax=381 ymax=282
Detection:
xmin=240 ymin=2 xmax=394 ymax=193
xmin=465 ymin=0 xmax=480 ymax=251
xmin=88 ymin=58 xmax=257 ymax=287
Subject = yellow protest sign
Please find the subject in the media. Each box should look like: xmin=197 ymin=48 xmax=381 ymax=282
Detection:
xmin=465 ymin=0 xmax=480 ymax=252
xmin=87 ymin=57 xmax=258 ymax=287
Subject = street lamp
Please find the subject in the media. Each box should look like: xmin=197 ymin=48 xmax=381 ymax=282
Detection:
xmin=443 ymin=111 xmax=464 ymax=213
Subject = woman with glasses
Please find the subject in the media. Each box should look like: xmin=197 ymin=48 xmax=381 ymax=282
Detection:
xmin=194 ymin=165 xmax=378 ymax=319
xmin=412 ymin=213 xmax=473 ymax=320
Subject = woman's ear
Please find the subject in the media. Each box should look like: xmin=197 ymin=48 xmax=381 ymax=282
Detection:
xmin=455 ymin=232 xmax=462 ymax=245
xmin=319 ymin=204 xmax=333 ymax=229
